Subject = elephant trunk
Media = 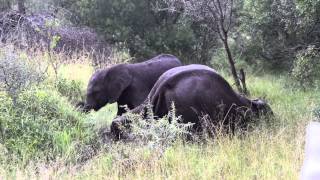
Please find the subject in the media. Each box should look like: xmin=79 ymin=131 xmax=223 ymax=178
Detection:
xmin=76 ymin=101 xmax=93 ymax=113
xmin=251 ymin=99 xmax=273 ymax=117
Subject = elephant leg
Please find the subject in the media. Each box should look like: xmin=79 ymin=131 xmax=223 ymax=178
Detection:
xmin=117 ymin=103 xmax=135 ymax=116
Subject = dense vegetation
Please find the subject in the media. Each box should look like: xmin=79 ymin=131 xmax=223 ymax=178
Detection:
xmin=0 ymin=0 xmax=320 ymax=179
xmin=3 ymin=0 xmax=320 ymax=89
xmin=38 ymin=0 xmax=320 ymax=69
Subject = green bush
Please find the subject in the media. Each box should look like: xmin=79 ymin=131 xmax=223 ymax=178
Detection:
xmin=0 ymin=88 xmax=98 ymax=164
xmin=314 ymin=105 xmax=320 ymax=120
xmin=56 ymin=77 xmax=84 ymax=104
xmin=69 ymin=0 xmax=218 ymax=64
xmin=0 ymin=46 xmax=46 ymax=102
xmin=112 ymin=103 xmax=192 ymax=151
xmin=291 ymin=46 xmax=320 ymax=90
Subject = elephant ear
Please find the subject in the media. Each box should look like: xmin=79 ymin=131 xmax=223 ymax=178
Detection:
xmin=104 ymin=65 xmax=132 ymax=103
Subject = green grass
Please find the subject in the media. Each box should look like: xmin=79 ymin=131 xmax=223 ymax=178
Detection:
xmin=0 ymin=60 xmax=317 ymax=179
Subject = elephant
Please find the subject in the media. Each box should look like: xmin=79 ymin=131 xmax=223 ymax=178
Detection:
xmin=110 ymin=64 xmax=273 ymax=139
xmin=80 ymin=54 xmax=182 ymax=115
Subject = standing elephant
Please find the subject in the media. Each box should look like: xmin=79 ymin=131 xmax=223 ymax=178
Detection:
xmin=111 ymin=64 xmax=273 ymax=138
xmin=81 ymin=54 xmax=182 ymax=115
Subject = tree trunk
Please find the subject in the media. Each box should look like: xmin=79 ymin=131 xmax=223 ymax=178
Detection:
xmin=222 ymin=36 xmax=243 ymax=93
xmin=0 ymin=1 xmax=11 ymax=11
xmin=239 ymin=68 xmax=249 ymax=95
xmin=17 ymin=0 xmax=26 ymax=14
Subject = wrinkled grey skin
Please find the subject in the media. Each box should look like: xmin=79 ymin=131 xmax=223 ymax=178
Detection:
xmin=81 ymin=54 xmax=182 ymax=115
xmin=111 ymin=64 xmax=273 ymax=138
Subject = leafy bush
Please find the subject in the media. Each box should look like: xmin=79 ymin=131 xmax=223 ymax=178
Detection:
xmin=313 ymin=105 xmax=320 ymax=120
xmin=0 ymin=88 xmax=98 ymax=164
xmin=56 ymin=77 xmax=84 ymax=104
xmin=0 ymin=46 xmax=46 ymax=101
xmin=110 ymin=103 xmax=192 ymax=152
xmin=69 ymin=0 xmax=218 ymax=64
xmin=291 ymin=46 xmax=320 ymax=89
xmin=131 ymin=108 xmax=191 ymax=150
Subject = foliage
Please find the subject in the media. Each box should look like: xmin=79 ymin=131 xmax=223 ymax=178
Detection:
xmin=128 ymin=103 xmax=192 ymax=151
xmin=237 ymin=0 xmax=297 ymax=69
xmin=313 ymin=105 xmax=320 ymax=120
xmin=3 ymin=0 xmax=320 ymax=72
xmin=55 ymin=77 xmax=84 ymax=104
xmin=48 ymin=0 xmax=319 ymax=71
xmin=0 ymin=45 xmax=45 ymax=101
xmin=0 ymin=7 xmax=112 ymax=69
xmin=165 ymin=0 xmax=245 ymax=92
xmin=291 ymin=46 xmax=320 ymax=89
xmin=296 ymin=0 xmax=320 ymax=37
xmin=237 ymin=0 xmax=320 ymax=70
xmin=65 ymin=0 xmax=218 ymax=64
xmin=0 ymin=0 xmax=11 ymax=11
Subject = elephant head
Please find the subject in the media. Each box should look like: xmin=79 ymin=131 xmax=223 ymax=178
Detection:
xmin=251 ymin=99 xmax=273 ymax=117
xmin=82 ymin=64 xmax=132 ymax=112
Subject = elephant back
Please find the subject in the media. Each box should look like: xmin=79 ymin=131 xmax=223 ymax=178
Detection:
xmin=148 ymin=64 xmax=218 ymax=99
xmin=148 ymin=64 xmax=251 ymax=110
xmin=127 ymin=54 xmax=182 ymax=89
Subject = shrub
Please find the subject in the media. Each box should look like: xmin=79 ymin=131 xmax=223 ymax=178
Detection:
xmin=0 ymin=45 xmax=46 ymax=102
xmin=313 ymin=105 xmax=320 ymax=120
xmin=0 ymin=88 xmax=99 ymax=164
xmin=113 ymin=103 xmax=192 ymax=152
xmin=291 ymin=46 xmax=320 ymax=90
xmin=56 ymin=77 xmax=84 ymax=104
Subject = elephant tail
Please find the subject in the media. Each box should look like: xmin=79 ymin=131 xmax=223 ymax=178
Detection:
xmin=151 ymin=89 xmax=169 ymax=118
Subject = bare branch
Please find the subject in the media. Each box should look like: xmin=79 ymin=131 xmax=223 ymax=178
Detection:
xmin=226 ymin=0 xmax=234 ymax=32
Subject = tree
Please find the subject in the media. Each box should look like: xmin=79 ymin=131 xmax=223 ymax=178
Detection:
xmin=0 ymin=0 xmax=11 ymax=11
xmin=65 ymin=0 xmax=219 ymax=64
xmin=0 ymin=0 xmax=25 ymax=13
xmin=17 ymin=0 xmax=26 ymax=14
xmin=165 ymin=0 xmax=244 ymax=92
xmin=237 ymin=0 xmax=300 ymax=70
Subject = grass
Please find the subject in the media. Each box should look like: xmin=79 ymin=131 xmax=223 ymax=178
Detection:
xmin=51 ymin=130 xmax=302 ymax=179
xmin=0 ymin=52 xmax=318 ymax=179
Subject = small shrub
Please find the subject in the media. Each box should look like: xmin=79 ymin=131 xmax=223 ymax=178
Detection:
xmin=291 ymin=46 xmax=320 ymax=90
xmin=56 ymin=77 xmax=84 ymax=104
xmin=120 ymin=103 xmax=192 ymax=151
xmin=313 ymin=105 xmax=320 ymax=120
xmin=0 ymin=45 xmax=46 ymax=101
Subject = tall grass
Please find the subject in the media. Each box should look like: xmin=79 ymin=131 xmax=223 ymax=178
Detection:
xmin=0 ymin=45 xmax=317 ymax=179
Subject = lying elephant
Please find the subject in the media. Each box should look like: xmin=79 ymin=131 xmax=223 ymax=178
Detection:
xmin=111 ymin=64 xmax=273 ymax=138
xmin=79 ymin=54 xmax=182 ymax=115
